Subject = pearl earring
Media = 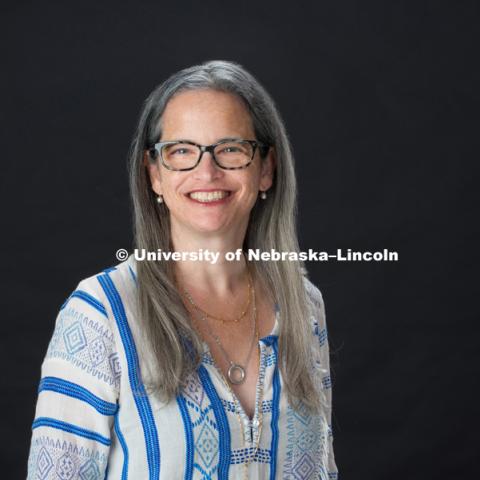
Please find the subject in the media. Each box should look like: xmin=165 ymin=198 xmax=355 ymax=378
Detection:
xmin=260 ymin=191 xmax=267 ymax=200
xmin=156 ymin=194 xmax=164 ymax=204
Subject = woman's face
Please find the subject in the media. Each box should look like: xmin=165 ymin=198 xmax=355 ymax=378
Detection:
xmin=146 ymin=89 xmax=275 ymax=240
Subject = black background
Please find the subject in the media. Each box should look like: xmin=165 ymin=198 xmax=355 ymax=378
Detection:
xmin=2 ymin=1 xmax=479 ymax=478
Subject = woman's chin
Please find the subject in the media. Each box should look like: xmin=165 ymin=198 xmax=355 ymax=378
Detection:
xmin=171 ymin=217 xmax=230 ymax=236
xmin=170 ymin=209 xmax=249 ymax=238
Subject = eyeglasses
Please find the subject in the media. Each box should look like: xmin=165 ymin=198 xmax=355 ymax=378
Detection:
xmin=147 ymin=139 xmax=269 ymax=171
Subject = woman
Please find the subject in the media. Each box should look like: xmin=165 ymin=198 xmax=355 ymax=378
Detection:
xmin=27 ymin=60 xmax=338 ymax=479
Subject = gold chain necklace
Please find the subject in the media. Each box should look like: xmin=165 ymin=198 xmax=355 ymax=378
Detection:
xmin=183 ymin=268 xmax=252 ymax=324
xmin=183 ymin=282 xmax=257 ymax=385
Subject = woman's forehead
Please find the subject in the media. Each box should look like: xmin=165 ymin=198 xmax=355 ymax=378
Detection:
xmin=159 ymin=89 xmax=255 ymax=140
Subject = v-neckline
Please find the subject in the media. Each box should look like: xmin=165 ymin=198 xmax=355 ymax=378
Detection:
xmin=201 ymin=304 xmax=279 ymax=432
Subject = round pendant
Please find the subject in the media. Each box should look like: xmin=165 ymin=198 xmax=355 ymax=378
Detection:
xmin=228 ymin=363 xmax=246 ymax=384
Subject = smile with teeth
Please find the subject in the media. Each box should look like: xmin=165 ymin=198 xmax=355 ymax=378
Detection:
xmin=188 ymin=190 xmax=231 ymax=202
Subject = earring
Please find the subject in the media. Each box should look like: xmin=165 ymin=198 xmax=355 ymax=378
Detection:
xmin=260 ymin=191 xmax=267 ymax=200
xmin=156 ymin=194 xmax=164 ymax=204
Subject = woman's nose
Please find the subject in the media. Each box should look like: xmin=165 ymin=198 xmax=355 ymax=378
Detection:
xmin=193 ymin=151 xmax=222 ymax=179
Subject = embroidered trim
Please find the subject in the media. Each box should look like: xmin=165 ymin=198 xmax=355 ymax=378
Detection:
xmin=114 ymin=412 xmax=129 ymax=480
xmin=176 ymin=395 xmax=194 ymax=479
xmin=198 ymin=365 xmax=231 ymax=478
xmin=270 ymin=338 xmax=281 ymax=480
xmin=39 ymin=377 xmax=117 ymax=416
xmin=98 ymin=273 xmax=160 ymax=480
xmin=69 ymin=290 xmax=108 ymax=317
xmin=32 ymin=417 xmax=111 ymax=446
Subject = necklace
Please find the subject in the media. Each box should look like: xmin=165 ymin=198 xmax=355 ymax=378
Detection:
xmin=188 ymin=269 xmax=253 ymax=324
xmin=187 ymin=291 xmax=265 ymax=479
xmin=183 ymin=282 xmax=258 ymax=385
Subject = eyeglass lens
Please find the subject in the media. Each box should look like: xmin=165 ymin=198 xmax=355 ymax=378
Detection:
xmin=161 ymin=141 xmax=254 ymax=169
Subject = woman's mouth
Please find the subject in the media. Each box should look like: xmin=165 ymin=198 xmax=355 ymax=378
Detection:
xmin=187 ymin=190 xmax=232 ymax=204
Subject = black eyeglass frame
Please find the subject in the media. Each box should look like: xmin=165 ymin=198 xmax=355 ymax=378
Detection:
xmin=147 ymin=139 xmax=270 ymax=171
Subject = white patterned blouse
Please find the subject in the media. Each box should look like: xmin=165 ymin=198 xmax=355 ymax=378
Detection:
xmin=27 ymin=255 xmax=338 ymax=479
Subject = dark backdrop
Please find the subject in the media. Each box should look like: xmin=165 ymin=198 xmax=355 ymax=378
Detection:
xmin=2 ymin=1 xmax=478 ymax=478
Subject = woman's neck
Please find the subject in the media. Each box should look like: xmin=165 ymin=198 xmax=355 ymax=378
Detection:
xmin=170 ymin=230 xmax=250 ymax=298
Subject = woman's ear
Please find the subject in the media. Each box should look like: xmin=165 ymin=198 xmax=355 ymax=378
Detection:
xmin=259 ymin=147 xmax=276 ymax=191
xmin=144 ymin=150 xmax=163 ymax=196
xmin=142 ymin=150 xmax=150 ymax=168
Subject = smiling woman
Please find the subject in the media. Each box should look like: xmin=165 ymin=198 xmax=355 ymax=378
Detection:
xmin=145 ymin=89 xmax=275 ymax=238
xmin=27 ymin=60 xmax=338 ymax=479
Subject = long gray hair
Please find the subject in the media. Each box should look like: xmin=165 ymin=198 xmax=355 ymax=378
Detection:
xmin=128 ymin=60 xmax=321 ymax=413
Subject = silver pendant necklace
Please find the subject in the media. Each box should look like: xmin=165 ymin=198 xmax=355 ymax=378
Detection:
xmin=183 ymin=284 xmax=258 ymax=385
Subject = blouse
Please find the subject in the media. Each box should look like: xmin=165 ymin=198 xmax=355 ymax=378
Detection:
xmin=26 ymin=255 xmax=338 ymax=479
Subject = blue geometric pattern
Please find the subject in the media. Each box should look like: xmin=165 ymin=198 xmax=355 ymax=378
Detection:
xmin=178 ymin=373 xmax=221 ymax=479
xmin=28 ymin=435 xmax=107 ymax=480
xmin=316 ymin=326 xmax=328 ymax=347
xmin=79 ymin=458 xmax=100 ymax=479
xmin=196 ymin=421 xmax=218 ymax=468
xmin=56 ymin=452 xmax=76 ymax=479
xmin=230 ymin=447 xmax=271 ymax=464
xmin=201 ymin=350 xmax=215 ymax=366
xmin=262 ymin=399 xmax=273 ymax=413
xmin=265 ymin=351 xmax=276 ymax=367
xmin=293 ymin=452 xmax=315 ymax=479
xmin=88 ymin=337 xmax=107 ymax=366
xmin=198 ymin=366 xmax=231 ymax=478
xmin=221 ymin=398 xmax=273 ymax=414
xmin=63 ymin=322 xmax=87 ymax=355
xmin=108 ymin=352 xmax=121 ymax=380
xmin=282 ymin=403 xmax=330 ymax=480
xmin=36 ymin=446 xmax=54 ymax=479
xmin=322 ymin=376 xmax=332 ymax=389
xmin=46 ymin=303 xmax=120 ymax=389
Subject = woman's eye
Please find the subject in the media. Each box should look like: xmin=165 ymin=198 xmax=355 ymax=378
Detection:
xmin=222 ymin=146 xmax=240 ymax=154
xmin=172 ymin=148 xmax=190 ymax=155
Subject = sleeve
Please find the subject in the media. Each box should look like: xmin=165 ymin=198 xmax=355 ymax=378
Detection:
xmin=26 ymin=276 xmax=121 ymax=480
xmin=304 ymin=277 xmax=339 ymax=479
